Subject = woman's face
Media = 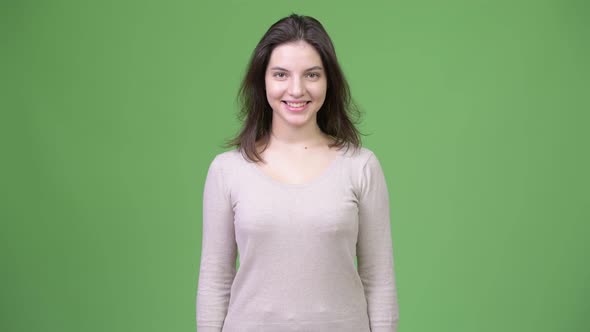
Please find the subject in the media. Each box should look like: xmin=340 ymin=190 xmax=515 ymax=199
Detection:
xmin=265 ymin=40 xmax=327 ymax=130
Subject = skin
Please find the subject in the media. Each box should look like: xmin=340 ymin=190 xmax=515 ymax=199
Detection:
xmin=256 ymin=40 xmax=340 ymax=184
xmin=265 ymin=40 xmax=327 ymax=137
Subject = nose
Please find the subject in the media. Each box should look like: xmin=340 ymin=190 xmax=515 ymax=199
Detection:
xmin=288 ymin=77 xmax=304 ymax=98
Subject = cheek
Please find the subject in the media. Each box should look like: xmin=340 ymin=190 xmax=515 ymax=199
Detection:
xmin=265 ymin=82 xmax=283 ymax=102
xmin=311 ymin=82 xmax=328 ymax=100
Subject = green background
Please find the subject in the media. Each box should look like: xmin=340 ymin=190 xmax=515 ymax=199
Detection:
xmin=3 ymin=0 xmax=589 ymax=331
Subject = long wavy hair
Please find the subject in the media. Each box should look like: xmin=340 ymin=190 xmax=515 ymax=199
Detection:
xmin=224 ymin=13 xmax=364 ymax=163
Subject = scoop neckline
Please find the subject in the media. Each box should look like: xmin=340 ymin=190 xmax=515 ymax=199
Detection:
xmin=246 ymin=147 xmax=345 ymax=188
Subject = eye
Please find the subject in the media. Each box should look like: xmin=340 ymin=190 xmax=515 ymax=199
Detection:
xmin=306 ymin=72 xmax=321 ymax=79
xmin=273 ymin=72 xmax=287 ymax=79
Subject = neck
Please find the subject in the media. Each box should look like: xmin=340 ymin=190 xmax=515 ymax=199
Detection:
xmin=269 ymin=121 xmax=328 ymax=150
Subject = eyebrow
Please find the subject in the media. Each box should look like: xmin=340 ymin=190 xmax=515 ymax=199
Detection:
xmin=269 ymin=66 xmax=324 ymax=72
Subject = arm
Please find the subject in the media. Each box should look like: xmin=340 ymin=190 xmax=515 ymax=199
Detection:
xmin=196 ymin=155 xmax=237 ymax=332
xmin=357 ymin=152 xmax=400 ymax=332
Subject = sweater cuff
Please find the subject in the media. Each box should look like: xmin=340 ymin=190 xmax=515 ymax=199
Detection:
xmin=371 ymin=325 xmax=398 ymax=332
xmin=197 ymin=326 xmax=222 ymax=332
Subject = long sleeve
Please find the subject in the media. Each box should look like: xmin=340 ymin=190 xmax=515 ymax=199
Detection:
xmin=357 ymin=152 xmax=399 ymax=332
xmin=196 ymin=155 xmax=238 ymax=332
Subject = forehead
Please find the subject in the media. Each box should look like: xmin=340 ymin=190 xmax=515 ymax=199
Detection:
xmin=267 ymin=41 xmax=323 ymax=69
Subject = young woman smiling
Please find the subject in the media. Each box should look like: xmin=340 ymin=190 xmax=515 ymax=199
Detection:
xmin=196 ymin=14 xmax=399 ymax=332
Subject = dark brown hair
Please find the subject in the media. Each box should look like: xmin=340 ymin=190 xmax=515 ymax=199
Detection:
xmin=224 ymin=13 xmax=363 ymax=163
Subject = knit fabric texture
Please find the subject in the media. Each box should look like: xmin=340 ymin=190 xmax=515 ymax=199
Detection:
xmin=196 ymin=146 xmax=399 ymax=332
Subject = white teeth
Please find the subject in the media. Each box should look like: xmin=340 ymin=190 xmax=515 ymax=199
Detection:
xmin=286 ymin=102 xmax=306 ymax=107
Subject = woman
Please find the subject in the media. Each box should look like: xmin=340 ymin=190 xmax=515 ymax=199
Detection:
xmin=196 ymin=14 xmax=399 ymax=332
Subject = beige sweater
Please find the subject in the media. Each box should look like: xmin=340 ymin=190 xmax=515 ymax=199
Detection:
xmin=196 ymin=145 xmax=399 ymax=332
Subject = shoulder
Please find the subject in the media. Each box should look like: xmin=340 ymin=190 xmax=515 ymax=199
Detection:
xmin=209 ymin=148 xmax=243 ymax=168
xmin=204 ymin=150 xmax=245 ymax=195
xmin=338 ymin=145 xmax=385 ymax=188
xmin=205 ymin=149 xmax=244 ymax=181
xmin=341 ymin=145 xmax=388 ymax=186
xmin=341 ymin=145 xmax=379 ymax=169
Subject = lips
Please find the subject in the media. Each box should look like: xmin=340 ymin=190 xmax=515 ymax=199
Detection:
xmin=287 ymin=102 xmax=306 ymax=107
xmin=283 ymin=101 xmax=310 ymax=107
xmin=282 ymin=100 xmax=310 ymax=112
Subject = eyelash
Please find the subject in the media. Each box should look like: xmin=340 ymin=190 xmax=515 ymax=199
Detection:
xmin=272 ymin=72 xmax=321 ymax=79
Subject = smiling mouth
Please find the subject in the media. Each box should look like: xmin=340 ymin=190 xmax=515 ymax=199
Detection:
xmin=282 ymin=101 xmax=311 ymax=107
